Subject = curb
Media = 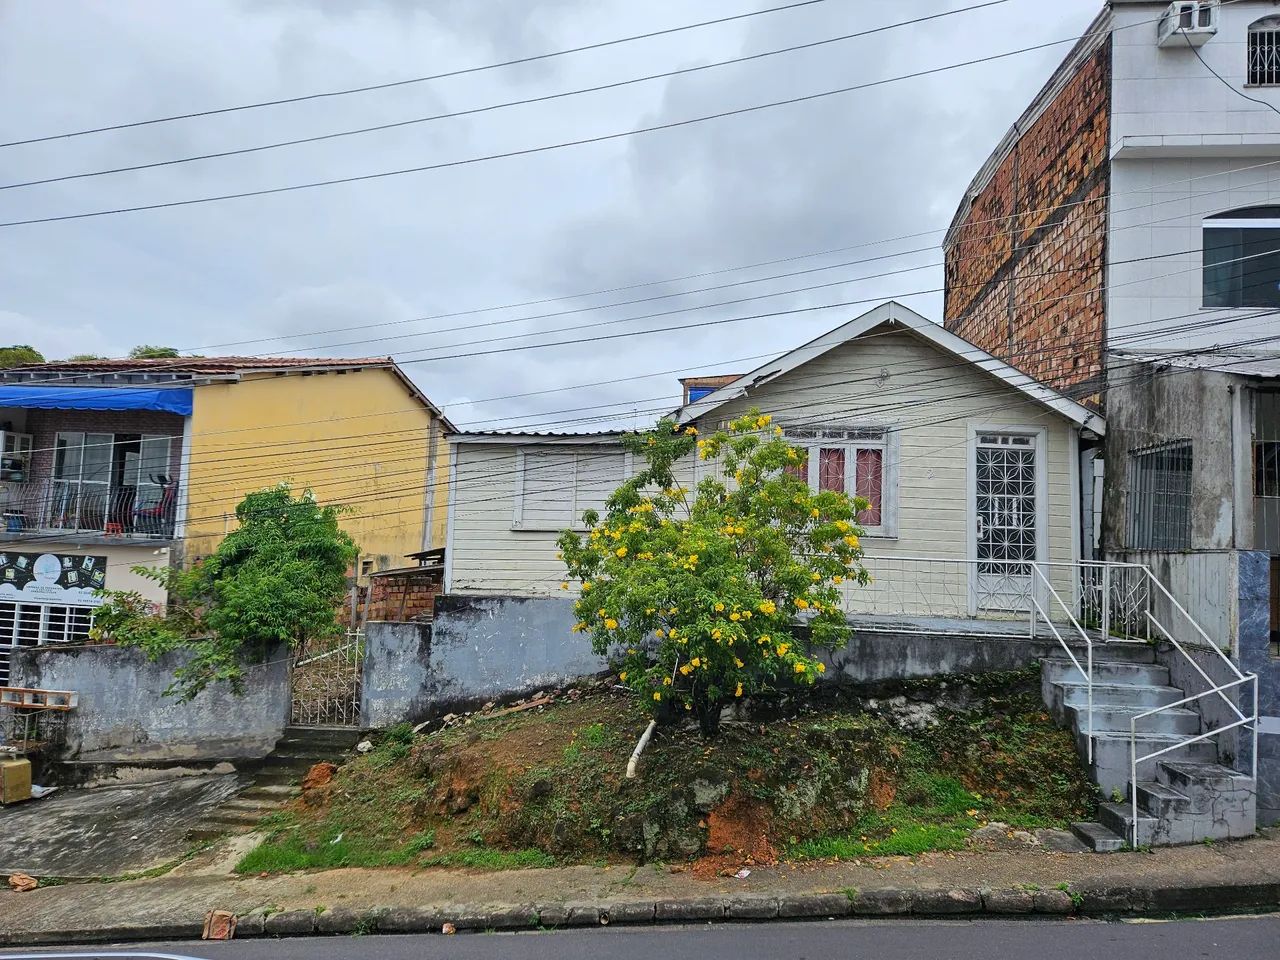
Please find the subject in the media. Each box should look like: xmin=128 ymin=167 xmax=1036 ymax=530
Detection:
xmin=5 ymin=881 xmax=1280 ymax=945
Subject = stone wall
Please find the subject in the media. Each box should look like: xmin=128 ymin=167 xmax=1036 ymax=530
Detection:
xmin=1237 ymin=551 xmax=1280 ymax=826
xmin=8 ymin=643 xmax=290 ymax=764
xmin=943 ymin=35 xmax=1110 ymax=405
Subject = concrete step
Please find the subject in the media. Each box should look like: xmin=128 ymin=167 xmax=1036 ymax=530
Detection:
xmin=240 ymin=784 xmax=301 ymax=801
xmin=1064 ymin=642 xmax=1157 ymax=664
xmin=1085 ymin=732 xmax=1218 ymax=798
xmin=1055 ymin=681 xmax=1184 ymax=710
xmin=258 ymin=752 xmax=345 ymax=768
xmin=205 ymin=809 xmax=269 ymax=827
xmin=185 ymin=826 xmax=230 ymax=843
xmin=1042 ymin=659 xmax=1170 ymax=687
xmin=1069 ymin=704 xmax=1201 ymax=737
xmin=1134 ymin=780 xmax=1193 ymax=819
xmin=220 ymin=798 xmax=286 ymax=814
xmin=1098 ymin=801 xmax=1160 ymax=847
xmin=1069 ymin=820 xmax=1126 ymax=853
xmin=249 ymin=768 xmax=306 ymax=787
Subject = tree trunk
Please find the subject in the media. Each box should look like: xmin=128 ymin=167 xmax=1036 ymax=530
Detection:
xmin=694 ymin=692 xmax=723 ymax=738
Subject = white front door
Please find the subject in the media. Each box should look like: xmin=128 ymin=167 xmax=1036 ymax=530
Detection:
xmin=974 ymin=432 xmax=1039 ymax=613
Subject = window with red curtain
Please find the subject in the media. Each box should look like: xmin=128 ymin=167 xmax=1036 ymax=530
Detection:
xmin=784 ymin=453 xmax=809 ymax=482
xmin=855 ymin=448 xmax=883 ymax=526
xmin=817 ymin=448 xmax=845 ymax=492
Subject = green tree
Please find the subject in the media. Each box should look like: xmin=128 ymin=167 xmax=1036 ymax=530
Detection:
xmin=93 ymin=484 xmax=358 ymax=700
xmin=0 ymin=345 xmax=44 ymax=368
xmin=128 ymin=345 xmax=181 ymax=359
xmin=559 ymin=411 xmax=870 ymax=737
xmin=67 ymin=353 xmax=108 ymax=361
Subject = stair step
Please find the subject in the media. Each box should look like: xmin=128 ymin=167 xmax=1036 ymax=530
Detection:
xmin=1098 ymin=801 xmax=1159 ymax=847
xmin=1042 ymin=660 xmax=1170 ymax=686
xmin=205 ymin=810 xmax=269 ymax=827
xmin=1069 ymin=820 xmax=1126 ymax=852
xmin=1069 ymin=704 xmax=1201 ymax=736
xmin=1135 ymin=780 xmax=1193 ymax=818
xmin=184 ymin=827 xmax=230 ymax=843
xmin=1085 ymin=733 xmax=1219 ymax=799
xmin=1158 ymin=760 xmax=1253 ymax=788
xmin=1055 ymin=681 xmax=1184 ymax=709
xmin=220 ymin=798 xmax=287 ymax=814
xmin=240 ymin=784 xmax=301 ymax=799
xmin=1065 ymin=642 xmax=1157 ymax=664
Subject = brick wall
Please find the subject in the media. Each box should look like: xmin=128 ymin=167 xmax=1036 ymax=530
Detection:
xmin=24 ymin=408 xmax=185 ymax=482
xmin=343 ymin=567 xmax=444 ymax=625
xmin=944 ymin=36 xmax=1111 ymax=407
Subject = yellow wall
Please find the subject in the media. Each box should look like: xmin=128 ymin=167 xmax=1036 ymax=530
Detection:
xmin=181 ymin=368 xmax=448 ymax=573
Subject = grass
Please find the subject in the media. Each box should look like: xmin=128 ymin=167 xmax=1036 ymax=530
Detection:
xmin=234 ymin=672 xmax=1094 ymax=874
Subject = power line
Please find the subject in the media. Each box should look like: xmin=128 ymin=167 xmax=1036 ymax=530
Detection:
xmin=0 ymin=0 xmax=837 ymax=149
xmin=0 ymin=3 xmax=1008 ymax=192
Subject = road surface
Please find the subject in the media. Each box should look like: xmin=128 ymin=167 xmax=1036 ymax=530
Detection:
xmin=6 ymin=915 xmax=1280 ymax=960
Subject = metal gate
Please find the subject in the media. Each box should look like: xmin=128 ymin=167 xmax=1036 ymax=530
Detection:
xmin=974 ymin=433 xmax=1039 ymax=612
xmin=290 ymin=630 xmax=364 ymax=727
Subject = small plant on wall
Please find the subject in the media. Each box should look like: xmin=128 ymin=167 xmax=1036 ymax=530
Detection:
xmin=92 ymin=484 xmax=358 ymax=700
xmin=558 ymin=411 xmax=870 ymax=737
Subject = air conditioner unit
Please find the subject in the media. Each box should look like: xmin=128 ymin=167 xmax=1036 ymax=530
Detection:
xmin=1157 ymin=0 xmax=1219 ymax=48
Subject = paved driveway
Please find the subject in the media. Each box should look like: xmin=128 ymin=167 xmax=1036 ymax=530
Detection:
xmin=0 ymin=774 xmax=243 ymax=878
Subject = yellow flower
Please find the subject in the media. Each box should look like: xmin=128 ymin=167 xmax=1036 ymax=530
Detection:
xmin=690 ymin=657 xmax=701 ymax=668
xmin=560 ymin=582 xmax=569 ymax=590
xmin=653 ymin=692 xmax=662 ymax=702
xmin=669 ymin=628 xmax=678 ymax=639
xmin=598 ymin=608 xmax=607 ymax=616
xmin=810 ymin=508 xmax=820 ymax=519
xmin=786 ymin=448 xmax=798 ymax=460
xmin=582 ymin=582 xmax=592 ymax=592
xmin=655 ymin=628 xmax=666 ymax=638
xmin=794 ymin=662 xmax=807 ymax=674
xmin=760 ymin=635 xmax=771 ymax=644
xmin=758 ymin=600 xmax=777 ymax=615
xmin=572 ymin=621 xmax=588 ymax=633
xmin=619 ymin=671 xmax=627 ymax=681
xmin=756 ymin=414 xmax=772 ymax=428
xmin=810 ymin=573 xmax=821 ymax=582
xmin=774 ymin=425 xmax=783 ymax=436
xmin=729 ymin=612 xmax=741 ymax=622
xmin=685 ymin=426 xmax=698 ymax=436
xmin=734 ymin=658 xmax=744 ymax=668
xmin=616 ymin=546 xmax=628 ymax=558
xmin=776 ymin=643 xmax=790 ymax=656
xmin=688 ymin=554 xmax=698 ymax=565
xmin=685 ymin=702 xmax=692 ymax=711
xmin=679 ymin=664 xmax=692 ymax=676
xmin=844 ymin=534 xmax=860 ymax=548
xmin=743 ymin=610 xmax=752 ymax=619
xmin=714 ymin=602 xmax=725 ymax=612
xmin=833 ymin=575 xmax=844 ymax=585
xmin=735 ymin=682 xmax=744 ymax=697
xmin=663 ymin=676 xmax=672 ymax=686
xmin=711 ymin=629 xmax=722 ymax=640
xmin=604 ymin=618 xmax=618 ymax=630
xmin=668 ymin=607 xmax=678 ymax=615
xmin=966 ymin=808 xmax=979 ymax=818
xmin=816 ymin=662 xmax=826 ymax=673
xmin=645 ymin=608 xmax=655 ymax=615
xmin=835 ymin=520 xmax=851 ymax=533
xmin=795 ymin=598 xmax=809 ymax=610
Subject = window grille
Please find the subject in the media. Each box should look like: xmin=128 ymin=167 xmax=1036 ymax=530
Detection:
xmin=1249 ymin=18 xmax=1280 ymax=86
xmin=1128 ymin=442 xmax=1193 ymax=550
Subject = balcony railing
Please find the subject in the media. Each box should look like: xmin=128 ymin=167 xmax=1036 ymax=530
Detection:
xmin=1 ymin=479 xmax=177 ymax=540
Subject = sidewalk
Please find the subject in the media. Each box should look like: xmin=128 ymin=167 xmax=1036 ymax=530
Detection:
xmin=4 ymin=831 xmax=1280 ymax=944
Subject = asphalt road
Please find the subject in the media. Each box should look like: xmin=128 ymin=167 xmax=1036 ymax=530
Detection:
xmin=6 ymin=916 xmax=1280 ymax=960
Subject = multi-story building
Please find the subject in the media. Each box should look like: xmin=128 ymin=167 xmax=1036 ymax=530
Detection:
xmin=0 ymin=356 xmax=451 ymax=680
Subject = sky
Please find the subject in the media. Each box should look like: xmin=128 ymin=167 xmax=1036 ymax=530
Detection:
xmin=0 ymin=0 xmax=1103 ymax=432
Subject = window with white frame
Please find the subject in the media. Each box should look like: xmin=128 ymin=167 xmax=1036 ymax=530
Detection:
xmin=512 ymin=447 xmax=628 ymax=531
xmin=1203 ymin=207 xmax=1280 ymax=308
xmin=1128 ymin=441 xmax=1193 ymax=550
xmin=0 ymin=601 xmax=93 ymax=685
xmin=783 ymin=425 xmax=895 ymax=535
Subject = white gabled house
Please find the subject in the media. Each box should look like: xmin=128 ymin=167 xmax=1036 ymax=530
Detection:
xmin=445 ymin=301 xmax=1105 ymax=621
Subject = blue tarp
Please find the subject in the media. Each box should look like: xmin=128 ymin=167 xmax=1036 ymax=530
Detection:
xmin=0 ymin=385 xmax=193 ymax=415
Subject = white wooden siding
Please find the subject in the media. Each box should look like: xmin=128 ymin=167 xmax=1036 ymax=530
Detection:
xmin=448 ymin=325 xmax=1082 ymax=604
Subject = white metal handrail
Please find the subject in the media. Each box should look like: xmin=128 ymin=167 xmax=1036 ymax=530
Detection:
xmin=1030 ymin=561 xmax=1095 ymax=760
xmin=1127 ymin=673 xmax=1259 ymax=847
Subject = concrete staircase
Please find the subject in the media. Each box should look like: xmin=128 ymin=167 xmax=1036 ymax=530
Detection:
xmin=185 ymin=726 xmax=363 ymax=842
xmin=1041 ymin=643 xmax=1255 ymax=851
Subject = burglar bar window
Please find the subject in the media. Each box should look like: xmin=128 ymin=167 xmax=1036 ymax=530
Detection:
xmin=1128 ymin=442 xmax=1193 ymax=550
xmin=1249 ymin=18 xmax=1280 ymax=86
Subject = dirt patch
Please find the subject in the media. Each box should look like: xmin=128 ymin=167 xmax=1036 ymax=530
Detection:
xmin=868 ymin=767 xmax=897 ymax=811
xmin=692 ymin=793 xmax=778 ymax=880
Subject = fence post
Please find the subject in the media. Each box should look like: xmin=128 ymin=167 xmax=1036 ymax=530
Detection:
xmin=1102 ymin=563 xmax=1111 ymax=643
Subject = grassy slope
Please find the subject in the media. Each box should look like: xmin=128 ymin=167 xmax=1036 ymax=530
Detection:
xmin=236 ymin=670 xmax=1097 ymax=874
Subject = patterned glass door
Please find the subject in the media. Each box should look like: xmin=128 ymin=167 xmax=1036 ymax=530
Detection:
xmin=974 ymin=433 xmax=1038 ymax=612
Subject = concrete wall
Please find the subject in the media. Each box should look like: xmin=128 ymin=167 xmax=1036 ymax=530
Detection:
xmin=9 ymin=643 xmax=290 ymax=763
xmin=361 ymin=596 xmax=609 ymax=727
xmin=1236 ymin=550 xmax=1280 ymax=825
xmin=361 ymin=596 xmax=1068 ymax=728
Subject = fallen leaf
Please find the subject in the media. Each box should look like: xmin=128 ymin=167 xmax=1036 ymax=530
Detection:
xmin=7 ymin=874 xmax=37 ymax=893
xmin=442 ymin=922 xmax=457 ymax=935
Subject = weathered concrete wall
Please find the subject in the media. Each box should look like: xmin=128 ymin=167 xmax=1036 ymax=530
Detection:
xmin=1102 ymin=364 xmax=1240 ymax=553
xmin=1236 ymin=551 xmax=1280 ymax=826
xmin=362 ymin=596 xmax=609 ymax=727
xmin=9 ymin=644 xmax=289 ymax=762
xmin=362 ymin=596 xmax=1065 ymax=727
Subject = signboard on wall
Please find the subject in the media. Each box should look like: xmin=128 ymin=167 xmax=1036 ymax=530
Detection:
xmin=0 ymin=551 xmax=108 ymax=607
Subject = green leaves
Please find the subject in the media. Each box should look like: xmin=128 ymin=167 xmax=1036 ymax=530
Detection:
xmin=560 ymin=411 xmax=871 ymax=735
xmin=93 ymin=483 xmax=358 ymax=700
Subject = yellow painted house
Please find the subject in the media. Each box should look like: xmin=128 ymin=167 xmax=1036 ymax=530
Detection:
xmin=0 ymin=356 xmax=451 ymax=655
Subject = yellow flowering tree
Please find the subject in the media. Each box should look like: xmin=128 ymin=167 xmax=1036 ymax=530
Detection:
xmin=558 ymin=411 xmax=870 ymax=737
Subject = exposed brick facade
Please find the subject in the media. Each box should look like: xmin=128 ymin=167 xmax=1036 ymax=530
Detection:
xmin=944 ymin=35 xmax=1111 ymax=407
xmin=342 ymin=566 xmax=444 ymax=625
xmin=22 ymin=408 xmax=185 ymax=485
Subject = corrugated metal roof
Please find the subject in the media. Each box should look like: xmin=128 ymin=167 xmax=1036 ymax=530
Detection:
xmin=1114 ymin=350 xmax=1280 ymax=379
xmin=455 ymin=428 xmax=622 ymax=438
xmin=12 ymin=356 xmax=393 ymax=374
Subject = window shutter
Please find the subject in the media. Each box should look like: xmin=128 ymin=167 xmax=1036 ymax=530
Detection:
xmin=576 ymin=451 xmax=625 ymax=516
xmin=521 ymin=450 xmax=577 ymax=529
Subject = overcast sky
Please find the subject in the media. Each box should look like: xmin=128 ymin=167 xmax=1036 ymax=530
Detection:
xmin=1 ymin=0 xmax=1101 ymax=431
